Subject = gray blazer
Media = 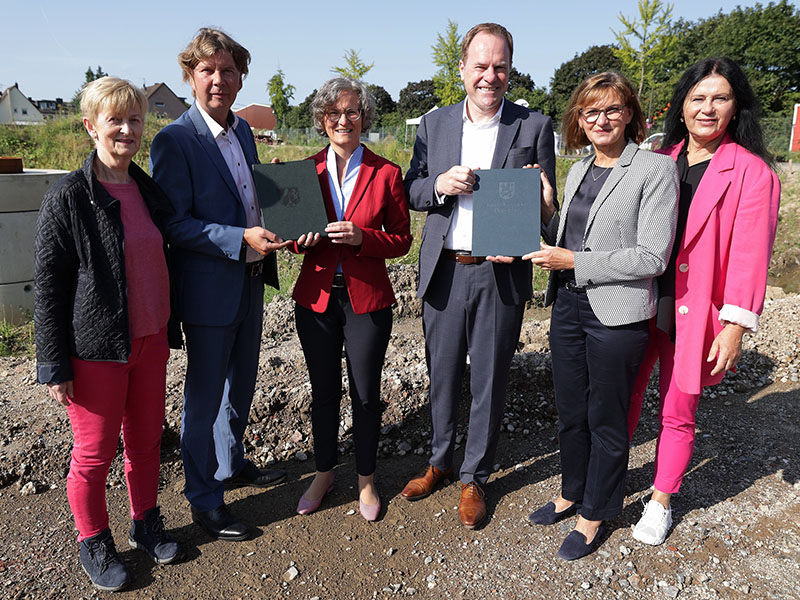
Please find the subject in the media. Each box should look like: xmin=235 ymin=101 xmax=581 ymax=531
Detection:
xmin=404 ymin=98 xmax=556 ymax=305
xmin=543 ymin=140 xmax=678 ymax=326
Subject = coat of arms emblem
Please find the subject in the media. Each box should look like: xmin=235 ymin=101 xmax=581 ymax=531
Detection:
xmin=499 ymin=181 xmax=515 ymax=200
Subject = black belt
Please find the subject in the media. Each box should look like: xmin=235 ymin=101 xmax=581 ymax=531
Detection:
xmin=560 ymin=279 xmax=587 ymax=293
xmin=331 ymin=273 xmax=346 ymax=288
xmin=247 ymin=260 xmax=265 ymax=277
xmin=442 ymin=249 xmax=486 ymax=265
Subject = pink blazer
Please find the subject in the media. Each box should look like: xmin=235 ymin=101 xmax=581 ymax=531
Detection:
xmin=660 ymin=134 xmax=780 ymax=394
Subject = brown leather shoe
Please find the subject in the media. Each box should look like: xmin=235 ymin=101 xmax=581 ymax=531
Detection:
xmin=400 ymin=465 xmax=454 ymax=500
xmin=458 ymin=482 xmax=486 ymax=529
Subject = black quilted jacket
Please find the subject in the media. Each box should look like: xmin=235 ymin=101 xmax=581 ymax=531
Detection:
xmin=34 ymin=151 xmax=179 ymax=385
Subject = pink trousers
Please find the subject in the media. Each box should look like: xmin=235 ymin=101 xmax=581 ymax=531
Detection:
xmin=66 ymin=328 xmax=168 ymax=541
xmin=628 ymin=324 xmax=701 ymax=494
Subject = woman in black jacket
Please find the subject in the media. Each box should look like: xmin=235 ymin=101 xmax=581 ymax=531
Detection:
xmin=34 ymin=77 xmax=181 ymax=592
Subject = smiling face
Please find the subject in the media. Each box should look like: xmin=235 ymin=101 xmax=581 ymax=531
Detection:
xmin=189 ymin=49 xmax=243 ymax=126
xmin=459 ymin=31 xmax=510 ymax=121
xmin=84 ymin=108 xmax=143 ymax=168
xmin=578 ymin=91 xmax=632 ymax=156
xmin=682 ymin=73 xmax=736 ymax=146
xmin=323 ymin=89 xmax=362 ymax=154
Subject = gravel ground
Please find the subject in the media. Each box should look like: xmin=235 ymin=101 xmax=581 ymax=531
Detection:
xmin=0 ymin=268 xmax=798 ymax=600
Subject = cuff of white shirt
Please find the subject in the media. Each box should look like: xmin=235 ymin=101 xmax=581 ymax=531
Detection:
xmin=719 ymin=304 xmax=759 ymax=333
xmin=433 ymin=176 xmax=448 ymax=206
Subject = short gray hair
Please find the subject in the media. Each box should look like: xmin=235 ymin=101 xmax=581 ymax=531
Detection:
xmin=311 ymin=77 xmax=376 ymax=135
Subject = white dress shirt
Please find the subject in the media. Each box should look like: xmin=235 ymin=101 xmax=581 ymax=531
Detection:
xmin=326 ymin=144 xmax=364 ymax=272
xmin=443 ymin=103 xmax=502 ymax=252
xmin=196 ymin=104 xmax=263 ymax=263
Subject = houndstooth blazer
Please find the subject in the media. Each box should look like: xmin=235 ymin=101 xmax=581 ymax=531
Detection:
xmin=543 ymin=140 xmax=678 ymax=327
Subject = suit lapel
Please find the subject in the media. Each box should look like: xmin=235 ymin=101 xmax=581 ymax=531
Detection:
xmin=680 ymin=134 xmax=736 ymax=246
xmin=188 ymin=104 xmax=241 ymax=202
xmin=443 ymin=102 xmax=464 ymax=172
xmin=555 ymin=156 xmax=592 ymax=244
xmin=344 ymin=145 xmax=375 ymax=221
xmin=491 ymin=99 xmax=521 ymax=169
xmin=313 ymin=149 xmax=338 ymax=223
xmin=584 ymin=141 xmax=637 ymax=232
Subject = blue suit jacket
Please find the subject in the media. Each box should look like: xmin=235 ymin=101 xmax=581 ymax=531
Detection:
xmin=404 ymin=98 xmax=556 ymax=304
xmin=150 ymin=104 xmax=278 ymax=326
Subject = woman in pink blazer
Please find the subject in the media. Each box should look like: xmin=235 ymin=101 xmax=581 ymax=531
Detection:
xmin=291 ymin=78 xmax=411 ymax=521
xmin=628 ymin=58 xmax=781 ymax=546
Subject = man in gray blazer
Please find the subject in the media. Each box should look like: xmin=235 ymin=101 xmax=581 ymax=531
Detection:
xmin=401 ymin=22 xmax=556 ymax=528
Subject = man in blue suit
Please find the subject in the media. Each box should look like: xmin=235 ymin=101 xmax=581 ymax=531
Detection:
xmin=401 ymin=23 xmax=556 ymax=529
xmin=151 ymin=28 xmax=289 ymax=541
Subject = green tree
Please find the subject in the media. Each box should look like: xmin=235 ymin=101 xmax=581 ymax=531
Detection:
xmin=431 ymin=20 xmax=465 ymax=106
xmin=612 ymin=0 xmax=677 ymax=98
xmin=332 ymin=49 xmax=374 ymax=81
xmin=549 ymin=45 xmax=623 ymax=119
xmin=675 ymin=0 xmax=800 ymax=115
xmin=506 ymin=67 xmax=551 ymax=114
xmin=367 ymin=84 xmax=397 ymax=127
xmin=397 ymin=79 xmax=440 ymax=118
xmin=284 ymin=89 xmax=316 ymax=130
xmin=266 ymin=69 xmax=295 ymax=128
xmin=71 ymin=65 xmax=109 ymax=109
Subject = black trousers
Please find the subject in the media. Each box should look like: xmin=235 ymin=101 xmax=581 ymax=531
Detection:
xmin=295 ymin=288 xmax=392 ymax=476
xmin=549 ymin=287 xmax=649 ymax=520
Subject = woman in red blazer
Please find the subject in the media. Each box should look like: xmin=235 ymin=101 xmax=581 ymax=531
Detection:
xmin=292 ymin=78 xmax=412 ymax=520
xmin=628 ymin=58 xmax=780 ymax=546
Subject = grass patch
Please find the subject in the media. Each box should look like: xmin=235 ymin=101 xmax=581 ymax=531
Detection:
xmin=0 ymin=320 xmax=35 ymax=357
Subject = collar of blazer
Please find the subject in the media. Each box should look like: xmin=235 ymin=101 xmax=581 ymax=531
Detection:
xmin=187 ymin=103 xmax=253 ymax=203
xmin=435 ymin=98 xmax=528 ymax=172
xmin=311 ymin=143 xmax=378 ymax=222
xmin=557 ymin=139 xmax=639 ymax=245
xmin=661 ymin=132 xmax=737 ymax=247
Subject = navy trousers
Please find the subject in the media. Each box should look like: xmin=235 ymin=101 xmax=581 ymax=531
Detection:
xmin=180 ymin=274 xmax=264 ymax=511
xmin=550 ymin=286 xmax=649 ymax=520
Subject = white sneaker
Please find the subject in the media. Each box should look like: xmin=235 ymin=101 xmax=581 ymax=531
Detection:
xmin=632 ymin=499 xmax=673 ymax=545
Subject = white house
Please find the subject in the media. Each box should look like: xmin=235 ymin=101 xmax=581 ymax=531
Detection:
xmin=0 ymin=84 xmax=44 ymax=124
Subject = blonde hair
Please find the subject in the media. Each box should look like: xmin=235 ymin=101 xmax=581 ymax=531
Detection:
xmin=79 ymin=76 xmax=147 ymax=124
xmin=178 ymin=27 xmax=250 ymax=84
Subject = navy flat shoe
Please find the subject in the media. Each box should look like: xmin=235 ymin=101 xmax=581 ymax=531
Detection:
xmin=557 ymin=523 xmax=607 ymax=561
xmin=528 ymin=501 xmax=578 ymax=525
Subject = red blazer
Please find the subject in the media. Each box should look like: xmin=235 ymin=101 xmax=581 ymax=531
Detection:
xmin=660 ymin=134 xmax=780 ymax=393
xmin=292 ymin=145 xmax=412 ymax=315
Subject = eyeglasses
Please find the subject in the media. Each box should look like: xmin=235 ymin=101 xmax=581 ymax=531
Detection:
xmin=325 ymin=109 xmax=362 ymax=123
xmin=579 ymin=105 xmax=627 ymax=123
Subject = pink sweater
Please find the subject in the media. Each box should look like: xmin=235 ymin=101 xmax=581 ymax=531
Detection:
xmin=101 ymin=181 xmax=170 ymax=340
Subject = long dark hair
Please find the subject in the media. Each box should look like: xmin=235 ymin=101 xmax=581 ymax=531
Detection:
xmin=663 ymin=57 xmax=771 ymax=165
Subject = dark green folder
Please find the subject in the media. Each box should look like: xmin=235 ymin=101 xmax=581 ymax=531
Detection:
xmin=252 ymin=160 xmax=329 ymax=240
xmin=472 ymin=168 xmax=541 ymax=257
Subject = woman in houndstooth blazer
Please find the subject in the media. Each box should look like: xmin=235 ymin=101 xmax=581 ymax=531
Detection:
xmin=523 ymin=72 xmax=678 ymax=560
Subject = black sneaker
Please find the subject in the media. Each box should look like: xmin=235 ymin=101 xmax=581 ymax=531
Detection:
xmin=128 ymin=506 xmax=183 ymax=564
xmin=79 ymin=529 xmax=130 ymax=592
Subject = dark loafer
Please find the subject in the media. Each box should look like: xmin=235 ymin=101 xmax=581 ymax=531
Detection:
xmin=224 ymin=461 xmax=287 ymax=489
xmin=557 ymin=522 xmax=607 ymax=561
xmin=191 ymin=505 xmax=249 ymax=541
xmin=528 ymin=501 xmax=578 ymax=525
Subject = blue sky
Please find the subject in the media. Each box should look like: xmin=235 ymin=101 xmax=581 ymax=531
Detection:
xmin=5 ymin=0 xmax=759 ymax=110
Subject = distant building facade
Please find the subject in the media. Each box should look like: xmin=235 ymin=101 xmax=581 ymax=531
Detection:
xmin=234 ymin=104 xmax=277 ymax=130
xmin=33 ymin=98 xmax=67 ymax=118
xmin=144 ymin=83 xmax=187 ymax=120
xmin=0 ymin=84 xmax=44 ymax=124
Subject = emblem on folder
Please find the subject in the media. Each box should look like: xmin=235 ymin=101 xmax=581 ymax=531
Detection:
xmin=499 ymin=182 xmax=515 ymax=200
xmin=280 ymin=187 xmax=301 ymax=207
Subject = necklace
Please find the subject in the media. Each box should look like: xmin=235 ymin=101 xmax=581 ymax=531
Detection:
xmin=590 ymin=162 xmax=611 ymax=182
